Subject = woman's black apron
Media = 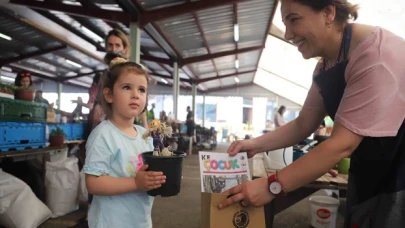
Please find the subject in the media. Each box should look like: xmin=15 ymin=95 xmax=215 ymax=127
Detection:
xmin=313 ymin=24 xmax=405 ymax=227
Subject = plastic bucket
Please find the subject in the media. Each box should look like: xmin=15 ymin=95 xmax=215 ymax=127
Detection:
xmin=309 ymin=196 xmax=340 ymax=228
xmin=263 ymin=147 xmax=293 ymax=170
xmin=337 ymin=158 xmax=350 ymax=174
xmin=142 ymin=151 xmax=185 ymax=197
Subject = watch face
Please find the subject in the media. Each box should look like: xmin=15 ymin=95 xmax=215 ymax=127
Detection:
xmin=269 ymin=182 xmax=282 ymax=194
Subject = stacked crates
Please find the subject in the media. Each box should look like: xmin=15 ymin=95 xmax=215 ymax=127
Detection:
xmin=0 ymin=97 xmax=47 ymax=152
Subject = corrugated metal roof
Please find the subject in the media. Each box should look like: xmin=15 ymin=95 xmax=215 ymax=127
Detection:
xmin=186 ymin=60 xmax=215 ymax=76
xmin=199 ymin=72 xmax=217 ymax=79
xmin=238 ymin=72 xmax=255 ymax=83
xmin=203 ymin=80 xmax=221 ymax=88
xmin=152 ymin=0 xmax=275 ymax=90
xmin=197 ymin=5 xmax=235 ymax=54
xmin=1 ymin=0 xmax=279 ymax=94
xmin=0 ymin=8 xmax=63 ymax=60
xmin=237 ymin=0 xmax=274 ymax=48
xmin=143 ymin=60 xmax=166 ymax=72
xmin=60 ymin=48 xmax=104 ymax=69
xmin=157 ymin=14 xmax=208 ymax=58
xmin=237 ymin=49 xmax=261 ymax=69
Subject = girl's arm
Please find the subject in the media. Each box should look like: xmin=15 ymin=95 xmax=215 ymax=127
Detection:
xmin=86 ymin=175 xmax=137 ymax=195
xmin=85 ymin=165 xmax=165 ymax=196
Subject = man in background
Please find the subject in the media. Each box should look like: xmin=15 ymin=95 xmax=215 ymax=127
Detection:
xmin=147 ymin=103 xmax=156 ymax=123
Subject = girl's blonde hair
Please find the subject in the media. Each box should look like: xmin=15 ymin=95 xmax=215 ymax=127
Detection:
xmin=100 ymin=57 xmax=149 ymax=119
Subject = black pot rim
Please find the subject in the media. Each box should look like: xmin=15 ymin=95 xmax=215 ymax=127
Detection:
xmin=142 ymin=151 xmax=186 ymax=159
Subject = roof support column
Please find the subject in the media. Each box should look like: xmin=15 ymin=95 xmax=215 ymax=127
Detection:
xmin=192 ymin=83 xmax=197 ymax=121
xmin=129 ymin=23 xmax=141 ymax=63
xmin=202 ymin=94 xmax=206 ymax=128
xmin=57 ymin=83 xmax=62 ymax=111
xmin=172 ymin=62 xmax=179 ymax=120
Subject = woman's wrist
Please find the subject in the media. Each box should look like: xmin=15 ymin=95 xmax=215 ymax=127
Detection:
xmin=250 ymin=137 xmax=263 ymax=154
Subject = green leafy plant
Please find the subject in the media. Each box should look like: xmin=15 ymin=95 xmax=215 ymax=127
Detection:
xmin=14 ymin=86 xmax=34 ymax=91
xmin=50 ymin=126 xmax=65 ymax=137
xmin=0 ymin=83 xmax=17 ymax=95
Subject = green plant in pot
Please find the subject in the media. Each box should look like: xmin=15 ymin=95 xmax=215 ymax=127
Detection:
xmin=14 ymin=87 xmax=35 ymax=101
xmin=0 ymin=83 xmax=16 ymax=95
xmin=49 ymin=126 xmax=65 ymax=147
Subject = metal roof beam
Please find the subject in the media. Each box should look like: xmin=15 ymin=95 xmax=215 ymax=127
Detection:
xmin=182 ymin=46 xmax=263 ymax=66
xmin=60 ymin=70 xmax=105 ymax=82
xmin=8 ymin=64 xmax=57 ymax=81
xmin=192 ymin=13 xmax=220 ymax=88
xmin=0 ymin=45 xmax=66 ymax=66
xmin=141 ymin=55 xmax=173 ymax=65
xmin=71 ymin=17 xmax=106 ymax=40
xmin=10 ymin=0 xmax=250 ymax=26
xmin=150 ymin=72 xmax=191 ymax=84
xmin=10 ymin=0 xmax=133 ymax=24
xmin=54 ymin=51 xmax=94 ymax=69
xmin=34 ymin=56 xmax=74 ymax=72
xmin=197 ymin=70 xmax=256 ymax=83
xmin=35 ymin=10 xmax=105 ymax=51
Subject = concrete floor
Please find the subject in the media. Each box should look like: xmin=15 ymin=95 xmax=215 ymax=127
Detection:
xmin=39 ymin=143 xmax=345 ymax=228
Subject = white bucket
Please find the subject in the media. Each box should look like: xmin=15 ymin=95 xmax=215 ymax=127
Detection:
xmin=262 ymin=147 xmax=293 ymax=170
xmin=309 ymin=196 xmax=340 ymax=228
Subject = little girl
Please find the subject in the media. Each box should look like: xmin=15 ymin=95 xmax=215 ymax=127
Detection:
xmin=83 ymin=57 xmax=166 ymax=228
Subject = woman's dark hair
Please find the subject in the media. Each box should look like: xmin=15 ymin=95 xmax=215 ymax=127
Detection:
xmin=104 ymin=52 xmax=124 ymax=65
xmin=278 ymin=105 xmax=286 ymax=115
xmin=101 ymin=60 xmax=149 ymax=119
xmin=294 ymin=0 xmax=359 ymax=25
xmin=14 ymin=71 xmax=33 ymax=87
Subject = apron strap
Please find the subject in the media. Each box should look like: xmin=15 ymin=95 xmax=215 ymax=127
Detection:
xmin=322 ymin=24 xmax=353 ymax=71
xmin=337 ymin=23 xmax=352 ymax=61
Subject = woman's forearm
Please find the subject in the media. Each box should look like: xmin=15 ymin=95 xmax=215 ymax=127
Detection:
xmin=86 ymin=175 xmax=138 ymax=196
xmin=277 ymin=139 xmax=350 ymax=193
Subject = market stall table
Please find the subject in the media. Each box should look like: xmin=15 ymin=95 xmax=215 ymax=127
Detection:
xmin=252 ymin=153 xmax=348 ymax=228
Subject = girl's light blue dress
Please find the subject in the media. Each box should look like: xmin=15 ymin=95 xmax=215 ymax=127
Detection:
xmin=84 ymin=120 xmax=154 ymax=228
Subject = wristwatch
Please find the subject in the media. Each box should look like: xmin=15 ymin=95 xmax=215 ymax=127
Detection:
xmin=268 ymin=172 xmax=286 ymax=197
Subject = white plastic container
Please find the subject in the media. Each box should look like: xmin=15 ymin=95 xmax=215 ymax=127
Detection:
xmin=309 ymin=196 xmax=340 ymax=228
xmin=262 ymin=147 xmax=293 ymax=170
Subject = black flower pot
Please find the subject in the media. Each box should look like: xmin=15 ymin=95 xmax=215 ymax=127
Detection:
xmin=142 ymin=151 xmax=185 ymax=197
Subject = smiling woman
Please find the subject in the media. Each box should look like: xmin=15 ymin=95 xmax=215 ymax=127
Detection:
xmin=282 ymin=0 xmax=358 ymax=62
xmin=219 ymin=0 xmax=405 ymax=227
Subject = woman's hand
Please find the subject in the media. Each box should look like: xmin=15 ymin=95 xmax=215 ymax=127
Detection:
xmin=218 ymin=177 xmax=274 ymax=209
xmin=135 ymin=165 xmax=166 ymax=191
xmin=228 ymin=139 xmax=259 ymax=158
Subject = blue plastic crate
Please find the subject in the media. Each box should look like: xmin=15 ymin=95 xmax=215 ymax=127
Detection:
xmin=0 ymin=122 xmax=46 ymax=152
xmin=71 ymin=123 xmax=85 ymax=140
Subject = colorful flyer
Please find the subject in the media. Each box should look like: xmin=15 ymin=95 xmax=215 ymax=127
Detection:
xmin=199 ymin=151 xmax=251 ymax=193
